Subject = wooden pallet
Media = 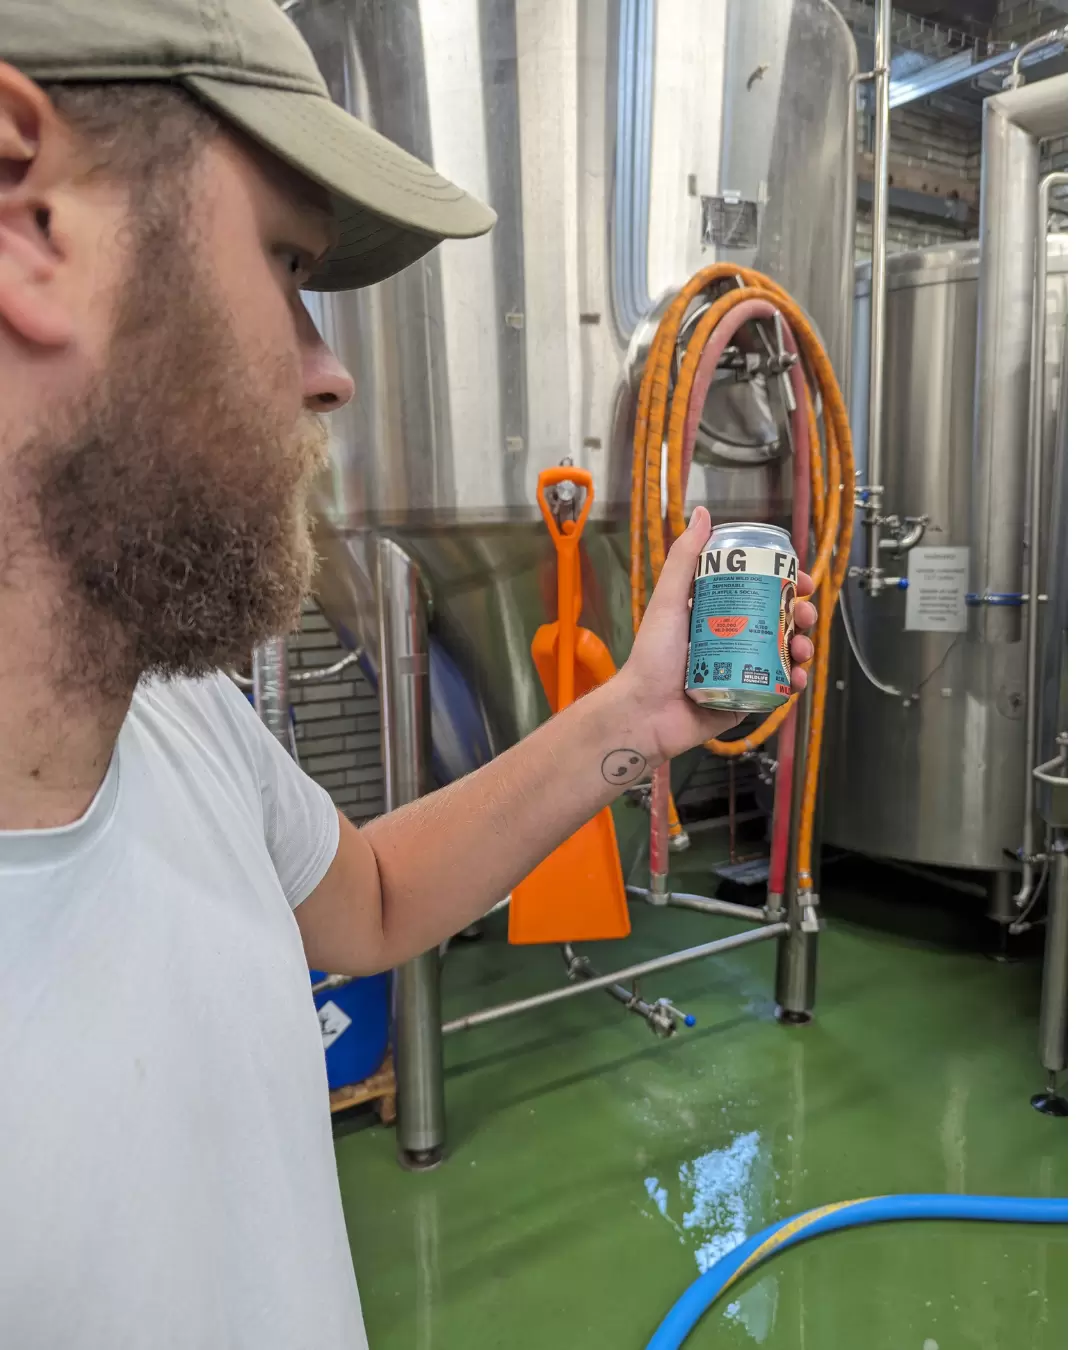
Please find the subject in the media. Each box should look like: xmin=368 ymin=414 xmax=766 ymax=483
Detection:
xmin=328 ymin=1052 xmax=396 ymax=1125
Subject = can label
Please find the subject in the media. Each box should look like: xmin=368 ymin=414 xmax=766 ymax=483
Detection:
xmin=686 ymin=545 xmax=798 ymax=701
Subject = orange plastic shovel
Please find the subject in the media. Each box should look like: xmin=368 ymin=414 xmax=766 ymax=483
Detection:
xmin=508 ymin=468 xmax=631 ymax=945
xmin=531 ymin=473 xmax=618 ymax=709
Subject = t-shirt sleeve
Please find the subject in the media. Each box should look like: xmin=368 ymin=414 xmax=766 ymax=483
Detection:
xmin=210 ymin=674 xmax=341 ymax=909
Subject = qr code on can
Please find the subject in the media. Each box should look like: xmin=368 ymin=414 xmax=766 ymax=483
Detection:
xmin=713 ymin=661 xmax=732 ymax=680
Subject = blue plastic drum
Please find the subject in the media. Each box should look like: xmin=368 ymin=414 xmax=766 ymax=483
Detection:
xmin=311 ymin=971 xmax=390 ymax=1090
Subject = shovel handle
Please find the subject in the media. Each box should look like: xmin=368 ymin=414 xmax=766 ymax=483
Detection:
xmin=536 ymin=467 xmax=595 ymax=549
xmin=537 ymin=468 xmax=595 ymax=712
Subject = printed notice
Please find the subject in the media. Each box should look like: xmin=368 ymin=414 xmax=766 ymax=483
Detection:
xmin=904 ymin=546 xmax=969 ymax=633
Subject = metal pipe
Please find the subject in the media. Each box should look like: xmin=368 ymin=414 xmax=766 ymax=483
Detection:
xmin=442 ymin=924 xmax=789 ymax=1034
xmin=775 ymin=670 xmax=818 ymax=1020
xmin=1008 ymin=26 xmax=1068 ymax=89
xmin=562 ymin=944 xmax=688 ymax=1035
xmin=625 ymin=885 xmax=767 ymax=923
xmin=1033 ymin=742 xmax=1068 ymax=788
xmin=969 ymin=79 xmax=1067 ymax=641
xmin=251 ymin=638 xmax=294 ymax=754
xmin=376 ymin=537 xmax=446 ymax=1169
xmin=310 ymin=972 xmax=355 ymax=997
xmin=838 ymin=584 xmax=901 ymax=696
xmin=291 ymin=649 xmax=360 ymax=683
xmin=865 ymin=0 xmax=892 ymax=599
xmin=233 ymin=648 xmax=361 ymax=689
xmin=1036 ymin=841 xmax=1067 ymax=1078
xmin=667 ymin=893 xmax=768 ymax=923
xmin=877 ymin=519 xmax=926 ymax=553
xmin=1012 ymin=170 xmax=1068 ymax=912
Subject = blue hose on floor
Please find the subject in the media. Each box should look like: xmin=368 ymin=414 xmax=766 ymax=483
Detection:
xmin=647 ymin=1193 xmax=1067 ymax=1348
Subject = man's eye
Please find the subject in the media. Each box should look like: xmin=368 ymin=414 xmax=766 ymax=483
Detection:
xmin=276 ymin=247 xmax=313 ymax=286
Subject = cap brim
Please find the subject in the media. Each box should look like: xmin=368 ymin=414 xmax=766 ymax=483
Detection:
xmin=183 ymin=75 xmax=495 ymax=291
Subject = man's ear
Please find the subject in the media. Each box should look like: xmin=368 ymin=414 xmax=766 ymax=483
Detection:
xmin=0 ymin=63 xmax=74 ymax=348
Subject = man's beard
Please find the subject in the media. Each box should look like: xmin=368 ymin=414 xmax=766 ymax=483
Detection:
xmin=15 ymin=220 xmax=328 ymax=701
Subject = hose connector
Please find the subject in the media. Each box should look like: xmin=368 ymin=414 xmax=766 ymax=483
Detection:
xmin=794 ymin=886 xmax=822 ymax=933
xmin=649 ymin=872 xmax=671 ymax=905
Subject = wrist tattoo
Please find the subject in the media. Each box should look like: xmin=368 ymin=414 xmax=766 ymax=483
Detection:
xmin=601 ymin=749 xmax=647 ymax=785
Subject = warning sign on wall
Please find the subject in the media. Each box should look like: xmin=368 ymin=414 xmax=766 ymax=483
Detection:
xmin=904 ymin=546 xmax=970 ymax=633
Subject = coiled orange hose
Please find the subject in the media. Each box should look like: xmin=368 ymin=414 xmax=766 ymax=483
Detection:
xmin=631 ymin=265 xmax=855 ymax=887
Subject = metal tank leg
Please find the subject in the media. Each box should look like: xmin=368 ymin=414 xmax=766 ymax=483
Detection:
xmin=987 ymin=870 xmax=1022 ymax=963
xmin=987 ymin=870 xmax=1015 ymax=925
xmin=375 ymin=537 xmax=447 ymax=1169
xmin=1032 ymin=841 xmax=1067 ymax=1117
xmin=776 ymin=675 xmax=819 ymax=1024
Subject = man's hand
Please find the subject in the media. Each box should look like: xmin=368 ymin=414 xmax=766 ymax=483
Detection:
xmin=295 ymin=506 xmax=817 ymax=976
xmin=612 ymin=505 xmax=816 ymax=767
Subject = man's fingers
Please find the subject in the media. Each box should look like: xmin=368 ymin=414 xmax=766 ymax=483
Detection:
xmin=796 ymin=570 xmax=814 ymax=597
xmin=794 ymin=599 xmax=817 ymax=631
xmin=790 ymin=634 xmax=814 ymax=667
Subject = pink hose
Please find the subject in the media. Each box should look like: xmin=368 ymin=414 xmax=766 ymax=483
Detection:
xmin=679 ymin=299 xmax=812 ymax=898
xmin=650 ymin=762 xmax=670 ymax=893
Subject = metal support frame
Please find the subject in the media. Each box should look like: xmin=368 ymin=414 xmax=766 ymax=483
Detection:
xmin=442 ymin=924 xmax=789 ymax=1035
xmin=625 ymin=884 xmax=766 ymax=924
xmin=1032 ymin=840 xmax=1067 ymax=1117
xmin=375 ymin=537 xmax=446 ymax=1170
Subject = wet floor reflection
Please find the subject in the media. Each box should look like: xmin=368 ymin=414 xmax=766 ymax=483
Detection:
xmin=644 ymin=1129 xmax=780 ymax=1341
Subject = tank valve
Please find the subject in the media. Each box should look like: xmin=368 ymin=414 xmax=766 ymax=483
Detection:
xmin=653 ymin=998 xmax=696 ymax=1034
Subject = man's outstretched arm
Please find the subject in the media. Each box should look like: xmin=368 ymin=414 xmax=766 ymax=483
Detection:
xmin=294 ymin=508 xmax=816 ymax=975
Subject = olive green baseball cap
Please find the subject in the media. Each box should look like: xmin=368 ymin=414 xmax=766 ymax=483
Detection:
xmin=4 ymin=0 xmax=496 ymax=290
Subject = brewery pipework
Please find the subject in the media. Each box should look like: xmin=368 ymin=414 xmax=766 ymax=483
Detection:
xmin=441 ymin=924 xmax=789 ymax=1035
xmin=1006 ymin=25 xmax=1069 ymax=89
xmin=968 ymin=74 xmax=1068 ymax=639
xmin=629 ymin=264 xmax=856 ymax=1015
xmin=1012 ymin=170 xmax=1069 ymax=916
xmin=863 ymin=0 xmax=892 ymax=598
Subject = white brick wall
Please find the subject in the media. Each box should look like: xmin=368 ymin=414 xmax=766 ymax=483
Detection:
xmin=857 ymin=100 xmax=981 ymax=183
xmin=288 ymin=603 xmax=385 ymax=823
xmin=991 ymin=1 xmax=1066 ymax=44
xmin=854 ymin=211 xmax=970 ymax=259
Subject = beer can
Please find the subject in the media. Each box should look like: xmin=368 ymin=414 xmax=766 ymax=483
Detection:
xmin=685 ymin=522 xmax=799 ymax=712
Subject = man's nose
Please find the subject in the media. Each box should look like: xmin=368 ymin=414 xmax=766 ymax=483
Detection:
xmin=303 ymin=338 xmax=355 ymax=412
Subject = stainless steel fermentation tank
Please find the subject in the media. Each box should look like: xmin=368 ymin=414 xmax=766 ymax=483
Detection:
xmin=293 ymin=0 xmax=856 ymax=773
xmin=825 ymin=240 xmax=1068 ymax=888
xmin=289 ymin=0 xmax=856 ymax=1164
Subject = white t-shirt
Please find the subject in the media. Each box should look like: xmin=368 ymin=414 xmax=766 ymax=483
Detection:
xmin=0 ymin=674 xmax=369 ymax=1349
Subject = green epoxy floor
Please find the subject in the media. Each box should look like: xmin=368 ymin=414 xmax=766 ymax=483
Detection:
xmin=334 ymin=837 xmax=1067 ymax=1348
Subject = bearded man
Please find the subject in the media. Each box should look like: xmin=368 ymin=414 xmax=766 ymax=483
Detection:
xmin=0 ymin=2 xmax=817 ymax=1345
